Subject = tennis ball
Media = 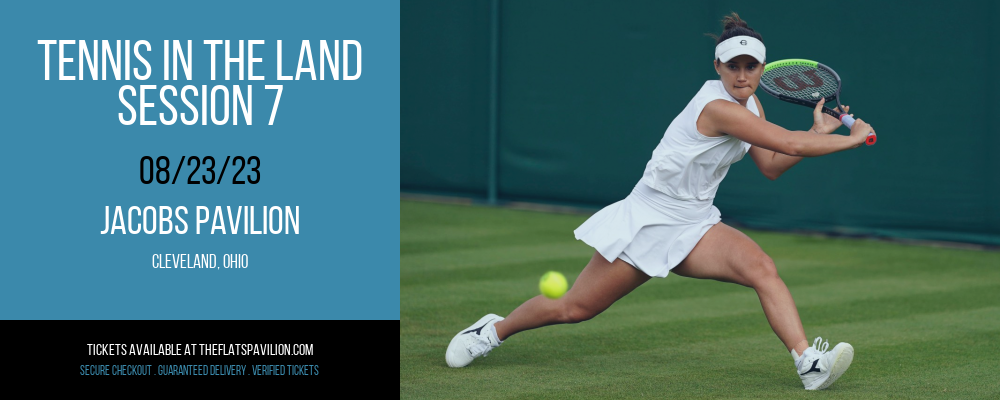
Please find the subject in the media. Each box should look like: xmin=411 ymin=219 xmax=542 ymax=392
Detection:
xmin=539 ymin=271 xmax=568 ymax=299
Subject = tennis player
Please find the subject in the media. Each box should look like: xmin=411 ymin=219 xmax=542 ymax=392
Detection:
xmin=446 ymin=13 xmax=875 ymax=391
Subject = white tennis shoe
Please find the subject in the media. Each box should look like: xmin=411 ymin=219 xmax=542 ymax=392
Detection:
xmin=446 ymin=314 xmax=504 ymax=368
xmin=794 ymin=337 xmax=854 ymax=390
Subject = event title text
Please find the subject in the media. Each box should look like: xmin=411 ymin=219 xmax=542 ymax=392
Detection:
xmin=37 ymin=39 xmax=361 ymax=126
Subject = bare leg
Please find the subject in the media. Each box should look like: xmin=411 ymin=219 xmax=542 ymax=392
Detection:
xmin=672 ymin=222 xmax=808 ymax=355
xmin=493 ymin=251 xmax=650 ymax=341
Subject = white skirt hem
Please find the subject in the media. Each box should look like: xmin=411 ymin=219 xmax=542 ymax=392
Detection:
xmin=573 ymin=183 xmax=721 ymax=278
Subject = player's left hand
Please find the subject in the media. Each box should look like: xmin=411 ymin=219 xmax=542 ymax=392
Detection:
xmin=810 ymin=98 xmax=850 ymax=135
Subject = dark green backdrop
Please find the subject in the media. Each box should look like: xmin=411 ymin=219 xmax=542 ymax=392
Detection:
xmin=402 ymin=0 xmax=1000 ymax=245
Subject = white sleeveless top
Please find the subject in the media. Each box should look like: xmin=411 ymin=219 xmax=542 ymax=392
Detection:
xmin=639 ymin=80 xmax=758 ymax=201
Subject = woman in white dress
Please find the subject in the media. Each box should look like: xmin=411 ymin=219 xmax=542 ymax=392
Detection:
xmin=445 ymin=13 xmax=876 ymax=391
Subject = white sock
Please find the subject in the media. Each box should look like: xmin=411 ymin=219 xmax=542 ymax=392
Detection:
xmin=792 ymin=347 xmax=807 ymax=364
xmin=489 ymin=325 xmax=502 ymax=345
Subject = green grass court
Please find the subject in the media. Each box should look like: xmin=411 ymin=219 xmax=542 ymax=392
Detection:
xmin=401 ymin=200 xmax=1000 ymax=399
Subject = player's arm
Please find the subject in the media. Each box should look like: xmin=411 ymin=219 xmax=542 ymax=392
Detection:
xmin=747 ymin=94 xmax=806 ymax=180
xmin=700 ymin=98 xmax=869 ymax=158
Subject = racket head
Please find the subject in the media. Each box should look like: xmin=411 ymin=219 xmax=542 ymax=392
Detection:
xmin=759 ymin=59 xmax=843 ymax=109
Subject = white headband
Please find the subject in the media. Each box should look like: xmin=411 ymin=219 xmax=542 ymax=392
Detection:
xmin=715 ymin=35 xmax=765 ymax=63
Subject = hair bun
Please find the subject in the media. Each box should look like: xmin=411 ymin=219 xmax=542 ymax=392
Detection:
xmin=708 ymin=11 xmax=763 ymax=46
xmin=721 ymin=13 xmax=748 ymax=31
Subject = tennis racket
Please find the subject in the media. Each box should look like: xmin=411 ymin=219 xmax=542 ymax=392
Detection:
xmin=759 ymin=59 xmax=876 ymax=146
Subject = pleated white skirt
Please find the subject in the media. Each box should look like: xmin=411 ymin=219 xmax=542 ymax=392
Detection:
xmin=573 ymin=182 xmax=721 ymax=278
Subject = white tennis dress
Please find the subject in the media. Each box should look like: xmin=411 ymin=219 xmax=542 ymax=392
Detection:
xmin=574 ymin=80 xmax=759 ymax=277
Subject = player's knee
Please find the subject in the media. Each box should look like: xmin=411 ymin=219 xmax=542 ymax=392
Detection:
xmin=746 ymin=255 xmax=779 ymax=287
xmin=560 ymin=301 xmax=597 ymax=324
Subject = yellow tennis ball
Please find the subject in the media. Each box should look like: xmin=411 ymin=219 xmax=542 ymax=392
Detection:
xmin=539 ymin=271 xmax=568 ymax=299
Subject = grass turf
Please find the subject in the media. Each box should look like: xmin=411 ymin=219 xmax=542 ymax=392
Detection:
xmin=400 ymin=200 xmax=1000 ymax=399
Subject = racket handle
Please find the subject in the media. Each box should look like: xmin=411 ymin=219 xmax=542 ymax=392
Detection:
xmin=838 ymin=114 xmax=877 ymax=146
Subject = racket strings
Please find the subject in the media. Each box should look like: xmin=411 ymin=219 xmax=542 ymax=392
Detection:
xmin=762 ymin=65 xmax=839 ymax=100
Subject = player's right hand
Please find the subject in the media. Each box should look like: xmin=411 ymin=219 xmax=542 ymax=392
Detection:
xmin=848 ymin=118 xmax=874 ymax=148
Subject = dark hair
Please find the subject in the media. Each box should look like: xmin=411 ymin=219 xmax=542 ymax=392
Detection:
xmin=707 ymin=12 xmax=764 ymax=57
